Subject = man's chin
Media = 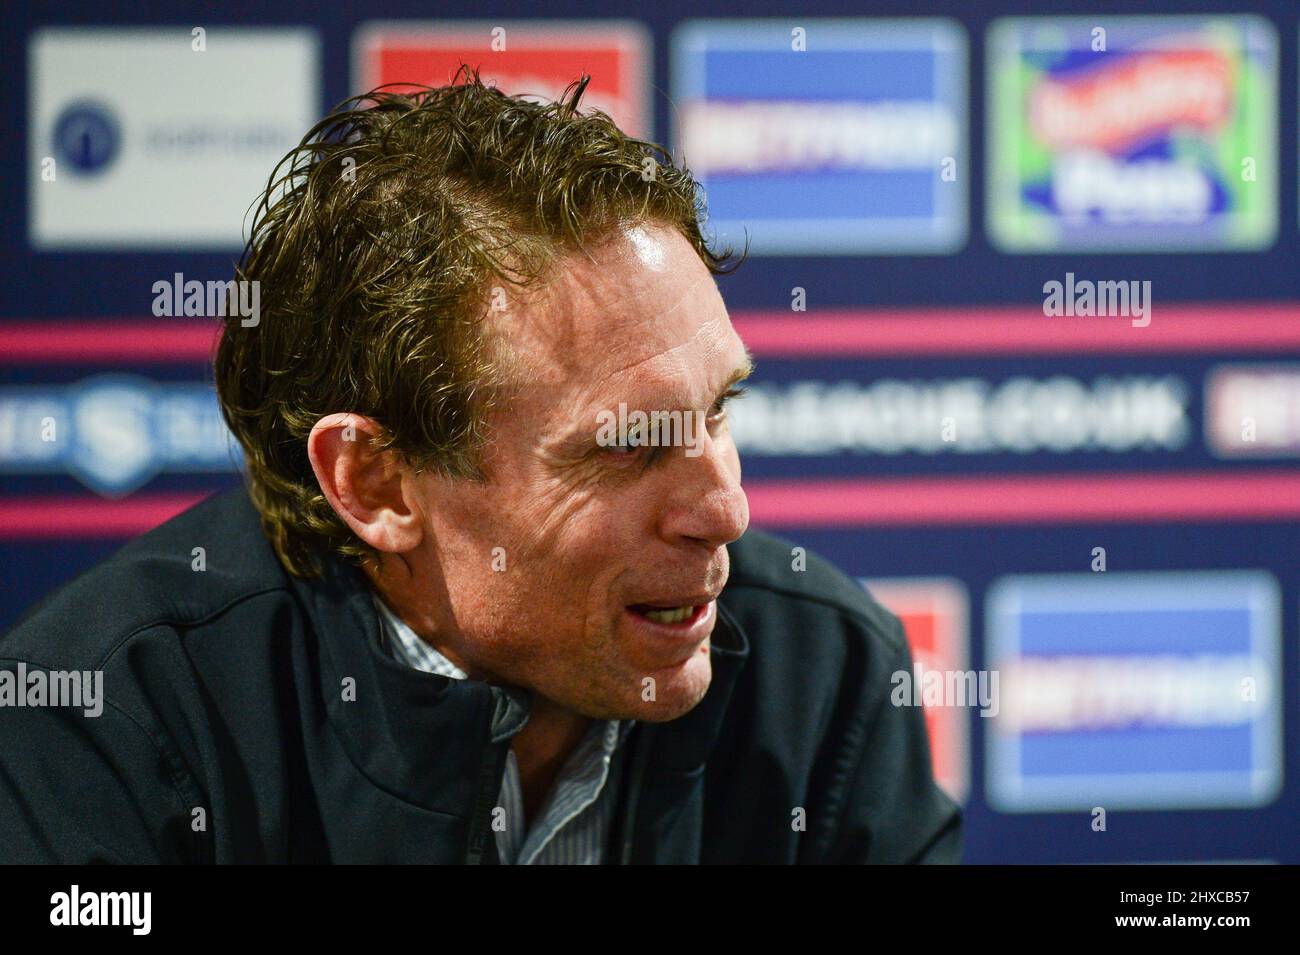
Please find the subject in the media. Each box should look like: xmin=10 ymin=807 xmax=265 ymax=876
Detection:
xmin=549 ymin=642 xmax=714 ymax=722
xmin=624 ymin=645 xmax=713 ymax=722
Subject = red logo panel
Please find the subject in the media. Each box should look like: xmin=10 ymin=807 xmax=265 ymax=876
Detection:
xmin=862 ymin=577 xmax=969 ymax=804
xmin=353 ymin=21 xmax=650 ymax=136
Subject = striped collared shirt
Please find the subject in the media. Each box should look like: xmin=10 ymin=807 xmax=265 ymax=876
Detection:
xmin=372 ymin=596 xmax=632 ymax=864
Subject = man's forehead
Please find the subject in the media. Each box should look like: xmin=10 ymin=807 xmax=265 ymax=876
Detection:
xmin=497 ymin=224 xmax=735 ymax=389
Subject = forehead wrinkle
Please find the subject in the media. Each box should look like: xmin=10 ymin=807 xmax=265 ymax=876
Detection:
xmin=584 ymin=313 xmax=729 ymax=397
xmin=570 ymin=259 xmax=727 ymax=391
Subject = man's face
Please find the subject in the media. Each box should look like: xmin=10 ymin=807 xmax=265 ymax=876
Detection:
xmin=404 ymin=222 xmax=751 ymax=722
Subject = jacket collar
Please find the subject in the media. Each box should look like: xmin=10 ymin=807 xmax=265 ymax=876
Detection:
xmin=290 ymin=555 xmax=501 ymax=815
xmin=643 ymin=601 xmax=749 ymax=773
xmin=290 ymin=550 xmax=750 ymax=813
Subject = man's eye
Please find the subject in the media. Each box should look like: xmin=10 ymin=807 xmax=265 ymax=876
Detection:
xmin=605 ymin=426 xmax=647 ymax=455
xmin=710 ymin=386 xmax=747 ymax=418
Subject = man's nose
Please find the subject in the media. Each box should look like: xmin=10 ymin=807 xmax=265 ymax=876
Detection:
xmin=659 ymin=430 xmax=750 ymax=549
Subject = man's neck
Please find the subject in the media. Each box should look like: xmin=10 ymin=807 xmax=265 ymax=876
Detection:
xmin=365 ymin=565 xmax=595 ymax=824
xmin=511 ymin=697 xmax=593 ymax=825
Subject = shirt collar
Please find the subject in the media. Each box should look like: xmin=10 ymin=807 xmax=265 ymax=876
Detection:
xmin=371 ymin=594 xmax=635 ymax=747
xmin=284 ymin=531 xmax=747 ymax=811
xmin=373 ymin=594 xmax=470 ymax=680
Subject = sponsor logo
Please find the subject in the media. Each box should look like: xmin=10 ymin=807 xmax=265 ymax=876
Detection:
xmin=29 ymin=27 xmax=319 ymax=249
xmin=984 ymin=570 xmax=1282 ymax=811
xmin=352 ymin=20 xmax=650 ymax=136
xmin=863 ymin=578 xmax=970 ymax=803
xmin=1206 ymin=364 xmax=1300 ymax=457
xmin=1029 ymin=50 xmax=1231 ymax=154
xmin=672 ymin=18 xmax=967 ymax=254
xmin=986 ymin=15 xmax=1278 ymax=251
xmin=51 ymin=100 xmax=120 ymax=174
xmin=729 ymin=375 xmax=1190 ymax=456
xmin=0 ymin=375 xmax=239 ymax=496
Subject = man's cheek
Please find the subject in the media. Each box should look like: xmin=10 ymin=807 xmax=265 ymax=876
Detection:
xmin=533 ymin=475 xmax=603 ymax=535
xmin=528 ymin=488 xmax=632 ymax=569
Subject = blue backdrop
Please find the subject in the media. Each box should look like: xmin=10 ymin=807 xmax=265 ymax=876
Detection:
xmin=3 ymin=0 xmax=1298 ymax=864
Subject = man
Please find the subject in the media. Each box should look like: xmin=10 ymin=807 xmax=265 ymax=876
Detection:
xmin=0 ymin=71 xmax=960 ymax=863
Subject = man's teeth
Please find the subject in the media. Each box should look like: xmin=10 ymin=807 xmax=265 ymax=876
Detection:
xmin=642 ymin=605 xmax=694 ymax=624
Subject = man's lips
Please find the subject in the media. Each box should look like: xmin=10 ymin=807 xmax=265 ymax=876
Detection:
xmin=627 ymin=602 xmax=711 ymax=626
xmin=623 ymin=598 xmax=716 ymax=666
xmin=626 ymin=591 xmax=719 ymax=624
xmin=626 ymin=590 xmax=720 ymax=610
xmin=622 ymin=566 xmax=726 ymax=654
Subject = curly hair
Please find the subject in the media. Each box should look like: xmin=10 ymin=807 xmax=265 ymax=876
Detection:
xmin=214 ymin=66 xmax=735 ymax=577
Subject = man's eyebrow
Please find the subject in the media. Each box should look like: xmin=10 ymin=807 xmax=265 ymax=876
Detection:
xmin=548 ymin=353 xmax=756 ymax=457
xmin=718 ymin=355 xmax=756 ymax=396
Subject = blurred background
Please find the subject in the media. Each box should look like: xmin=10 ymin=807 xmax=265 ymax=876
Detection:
xmin=2 ymin=0 xmax=1298 ymax=863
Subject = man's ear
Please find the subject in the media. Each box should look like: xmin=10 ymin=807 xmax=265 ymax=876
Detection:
xmin=306 ymin=413 xmax=424 ymax=554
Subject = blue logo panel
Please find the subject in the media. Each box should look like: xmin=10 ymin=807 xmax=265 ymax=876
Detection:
xmin=985 ymin=571 xmax=1282 ymax=812
xmin=672 ymin=19 xmax=968 ymax=255
xmin=0 ymin=375 xmax=240 ymax=497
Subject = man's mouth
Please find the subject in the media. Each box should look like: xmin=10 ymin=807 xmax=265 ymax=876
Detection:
xmin=628 ymin=604 xmax=701 ymax=625
xmin=623 ymin=595 xmax=719 ymax=664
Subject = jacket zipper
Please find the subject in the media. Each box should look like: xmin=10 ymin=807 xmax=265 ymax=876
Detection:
xmin=616 ymin=723 xmax=654 ymax=864
xmin=464 ymin=739 xmax=511 ymax=865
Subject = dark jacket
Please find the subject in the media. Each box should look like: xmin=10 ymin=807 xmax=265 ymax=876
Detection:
xmin=0 ymin=488 xmax=961 ymax=863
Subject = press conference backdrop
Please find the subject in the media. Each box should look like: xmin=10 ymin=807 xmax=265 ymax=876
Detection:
xmin=3 ymin=0 xmax=1299 ymax=864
